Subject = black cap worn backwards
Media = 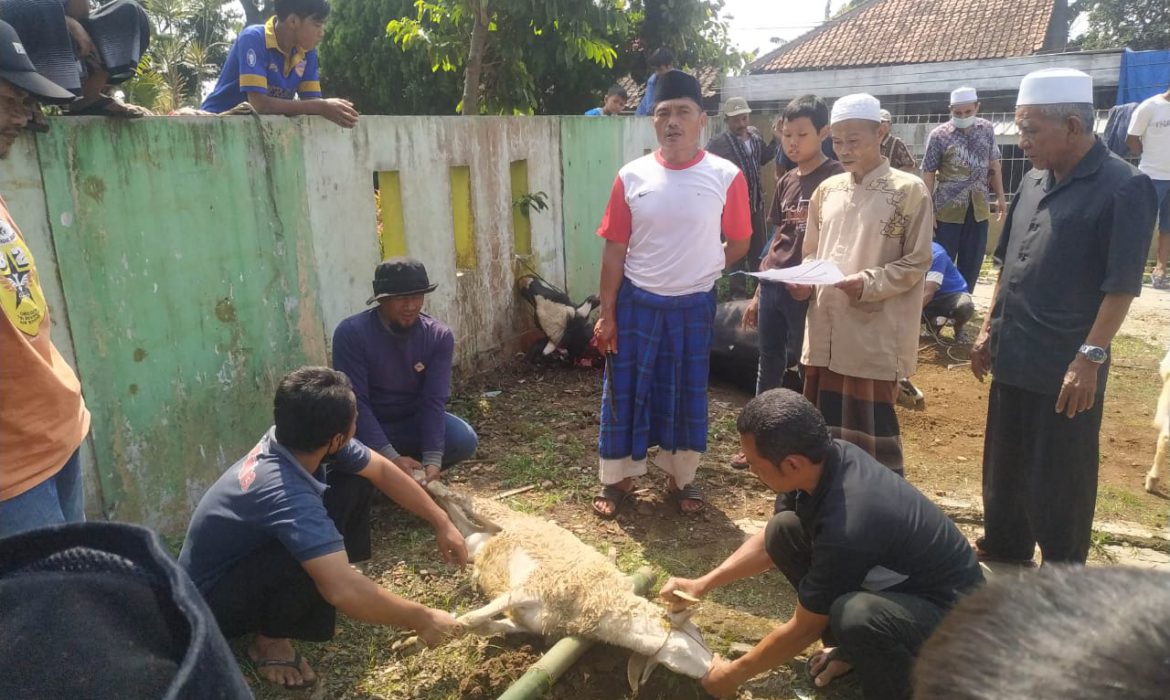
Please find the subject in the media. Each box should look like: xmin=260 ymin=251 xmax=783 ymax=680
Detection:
xmin=0 ymin=21 xmax=75 ymax=103
xmin=653 ymin=69 xmax=703 ymax=109
xmin=367 ymin=257 xmax=438 ymax=304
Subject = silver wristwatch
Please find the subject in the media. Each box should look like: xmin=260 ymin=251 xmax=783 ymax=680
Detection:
xmin=1078 ymin=344 xmax=1107 ymax=364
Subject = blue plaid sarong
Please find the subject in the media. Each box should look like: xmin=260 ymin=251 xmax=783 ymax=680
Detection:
xmin=599 ymin=279 xmax=717 ymax=461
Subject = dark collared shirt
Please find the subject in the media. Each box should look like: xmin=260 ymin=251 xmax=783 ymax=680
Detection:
xmin=705 ymin=130 xmax=778 ymax=212
xmin=774 ymin=440 xmax=983 ymax=615
xmin=990 ymin=139 xmax=1156 ymax=396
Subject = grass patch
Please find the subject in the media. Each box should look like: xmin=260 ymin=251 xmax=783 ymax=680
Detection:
xmin=496 ymin=432 xmax=589 ymax=489
xmin=1111 ymin=333 xmax=1164 ymax=368
xmin=1095 ymin=484 xmax=1168 ymax=530
xmin=708 ymin=414 xmax=739 ymax=444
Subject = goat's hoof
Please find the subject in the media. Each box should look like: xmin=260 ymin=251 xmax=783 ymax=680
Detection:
xmin=1145 ymin=475 xmax=1160 ymax=494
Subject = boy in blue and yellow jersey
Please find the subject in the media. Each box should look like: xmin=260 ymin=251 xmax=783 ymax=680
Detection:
xmin=202 ymin=0 xmax=358 ymax=128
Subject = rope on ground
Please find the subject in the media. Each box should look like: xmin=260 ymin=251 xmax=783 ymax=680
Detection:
xmin=917 ymin=316 xmax=971 ymax=368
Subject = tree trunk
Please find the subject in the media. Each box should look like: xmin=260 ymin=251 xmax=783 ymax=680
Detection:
xmin=239 ymin=0 xmax=269 ymax=27
xmin=461 ymin=0 xmax=489 ymax=115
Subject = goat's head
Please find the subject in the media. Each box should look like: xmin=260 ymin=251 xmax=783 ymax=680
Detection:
xmin=426 ymin=482 xmax=502 ymax=560
xmin=626 ymin=607 xmax=713 ymax=691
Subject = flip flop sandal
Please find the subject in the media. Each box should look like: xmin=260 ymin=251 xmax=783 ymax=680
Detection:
xmin=252 ymin=650 xmax=317 ymax=690
xmin=592 ymin=484 xmax=633 ymax=520
xmin=670 ymin=483 xmax=705 ymax=514
xmin=806 ymin=648 xmax=853 ymax=687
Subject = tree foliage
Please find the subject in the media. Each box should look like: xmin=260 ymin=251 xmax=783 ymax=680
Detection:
xmin=318 ymin=0 xmax=464 ymax=113
xmin=120 ymin=0 xmax=238 ymax=112
xmin=1071 ymin=0 xmax=1170 ymax=51
xmin=318 ymin=0 xmax=742 ymax=115
xmin=386 ymin=0 xmax=625 ymax=114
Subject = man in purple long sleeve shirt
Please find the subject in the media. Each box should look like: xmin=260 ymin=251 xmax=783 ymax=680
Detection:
xmin=331 ymin=258 xmax=478 ymax=560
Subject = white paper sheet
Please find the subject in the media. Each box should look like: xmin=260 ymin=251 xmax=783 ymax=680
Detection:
xmin=745 ymin=260 xmax=844 ymax=285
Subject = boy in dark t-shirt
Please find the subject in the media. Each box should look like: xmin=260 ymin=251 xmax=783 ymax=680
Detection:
xmin=733 ymin=95 xmax=844 ymax=469
xmin=745 ymin=95 xmax=845 ymax=395
xmin=662 ymin=389 xmax=983 ymax=699
xmin=180 ymin=367 xmax=466 ymax=690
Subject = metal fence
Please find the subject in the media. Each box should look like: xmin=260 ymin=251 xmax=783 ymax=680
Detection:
xmin=888 ymin=110 xmax=1121 ymax=205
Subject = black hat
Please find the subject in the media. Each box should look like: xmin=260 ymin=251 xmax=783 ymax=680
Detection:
xmin=367 ymin=257 xmax=438 ymax=304
xmin=653 ymin=69 xmax=703 ymax=108
xmin=0 ymin=20 xmax=75 ymax=103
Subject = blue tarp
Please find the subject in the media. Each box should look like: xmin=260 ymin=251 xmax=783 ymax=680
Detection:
xmin=1117 ymin=48 xmax=1170 ymax=105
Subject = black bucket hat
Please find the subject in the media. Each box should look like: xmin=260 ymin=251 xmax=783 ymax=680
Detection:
xmin=367 ymin=257 xmax=438 ymax=304
xmin=0 ymin=20 xmax=75 ymax=102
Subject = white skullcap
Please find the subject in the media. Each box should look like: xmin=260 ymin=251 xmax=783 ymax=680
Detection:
xmin=950 ymin=86 xmax=978 ymax=105
xmin=831 ymin=93 xmax=881 ymax=125
xmin=1017 ymin=68 xmax=1093 ymax=106
xmin=879 ymin=109 xmax=892 ymax=122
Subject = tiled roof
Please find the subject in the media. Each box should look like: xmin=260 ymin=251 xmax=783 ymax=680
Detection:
xmin=617 ymin=66 xmax=721 ymax=110
xmin=749 ymin=0 xmax=1057 ymax=74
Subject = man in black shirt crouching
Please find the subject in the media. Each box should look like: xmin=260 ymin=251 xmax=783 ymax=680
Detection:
xmin=661 ymin=389 xmax=983 ymax=700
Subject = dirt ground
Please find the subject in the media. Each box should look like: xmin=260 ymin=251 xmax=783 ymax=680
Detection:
xmin=246 ymin=303 xmax=1168 ymax=699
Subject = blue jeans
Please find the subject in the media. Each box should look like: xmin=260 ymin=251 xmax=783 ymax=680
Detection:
xmin=935 ymin=203 xmax=989 ymax=293
xmin=382 ymin=412 xmax=478 ymax=468
xmin=0 ymin=449 xmax=85 ymax=539
xmin=756 ymin=281 xmax=808 ymax=395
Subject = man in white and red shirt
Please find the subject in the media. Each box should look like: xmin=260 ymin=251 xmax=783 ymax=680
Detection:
xmin=592 ymin=69 xmax=752 ymax=518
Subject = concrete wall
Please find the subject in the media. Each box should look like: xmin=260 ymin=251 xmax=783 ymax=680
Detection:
xmin=6 ymin=114 xmax=736 ymax=529
xmin=299 ymin=116 xmax=566 ymax=371
xmin=34 ymin=118 xmax=329 ymax=530
xmin=8 ymin=115 xmax=570 ymax=530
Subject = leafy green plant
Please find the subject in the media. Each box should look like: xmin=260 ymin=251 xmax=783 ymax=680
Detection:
xmin=511 ymin=190 xmax=549 ymax=217
xmin=119 ymin=0 xmax=237 ymax=112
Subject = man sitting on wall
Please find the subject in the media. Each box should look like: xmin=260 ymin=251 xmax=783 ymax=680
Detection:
xmin=331 ymin=257 xmax=479 ymax=558
xmin=180 ymin=367 xmax=466 ymax=690
xmin=201 ymin=0 xmax=358 ymax=128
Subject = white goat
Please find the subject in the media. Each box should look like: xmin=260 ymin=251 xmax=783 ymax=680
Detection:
xmin=427 ymin=482 xmax=712 ymax=689
xmin=1145 ymin=348 xmax=1170 ymax=494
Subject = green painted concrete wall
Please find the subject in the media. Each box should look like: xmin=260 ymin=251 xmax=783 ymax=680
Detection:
xmin=7 ymin=115 xmax=705 ymax=531
xmin=36 ymin=119 xmax=328 ymax=531
xmin=560 ymin=118 xmax=639 ymax=299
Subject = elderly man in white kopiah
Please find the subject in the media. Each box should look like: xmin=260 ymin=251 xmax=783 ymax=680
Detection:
xmin=972 ymin=69 xmax=1157 ymax=566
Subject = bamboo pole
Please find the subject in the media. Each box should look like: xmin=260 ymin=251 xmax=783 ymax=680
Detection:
xmin=496 ymin=567 xmax=657 ymax=700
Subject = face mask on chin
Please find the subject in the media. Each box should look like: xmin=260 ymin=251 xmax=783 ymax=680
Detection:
xmin=952 ymin=115 xmax=977 ymax=129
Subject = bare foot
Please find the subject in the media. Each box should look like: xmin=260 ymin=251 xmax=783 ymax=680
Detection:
xmin=808 ymin=647 xmax=852 ymax=688
xmin=248 ymin=635 xmax=317 ymax=689
xmin=592 ymin=477 xmax=634 ymax=517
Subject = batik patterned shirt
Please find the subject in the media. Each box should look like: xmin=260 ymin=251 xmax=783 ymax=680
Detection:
xmin=922 ymin=118 xmax=1001 ymax=224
